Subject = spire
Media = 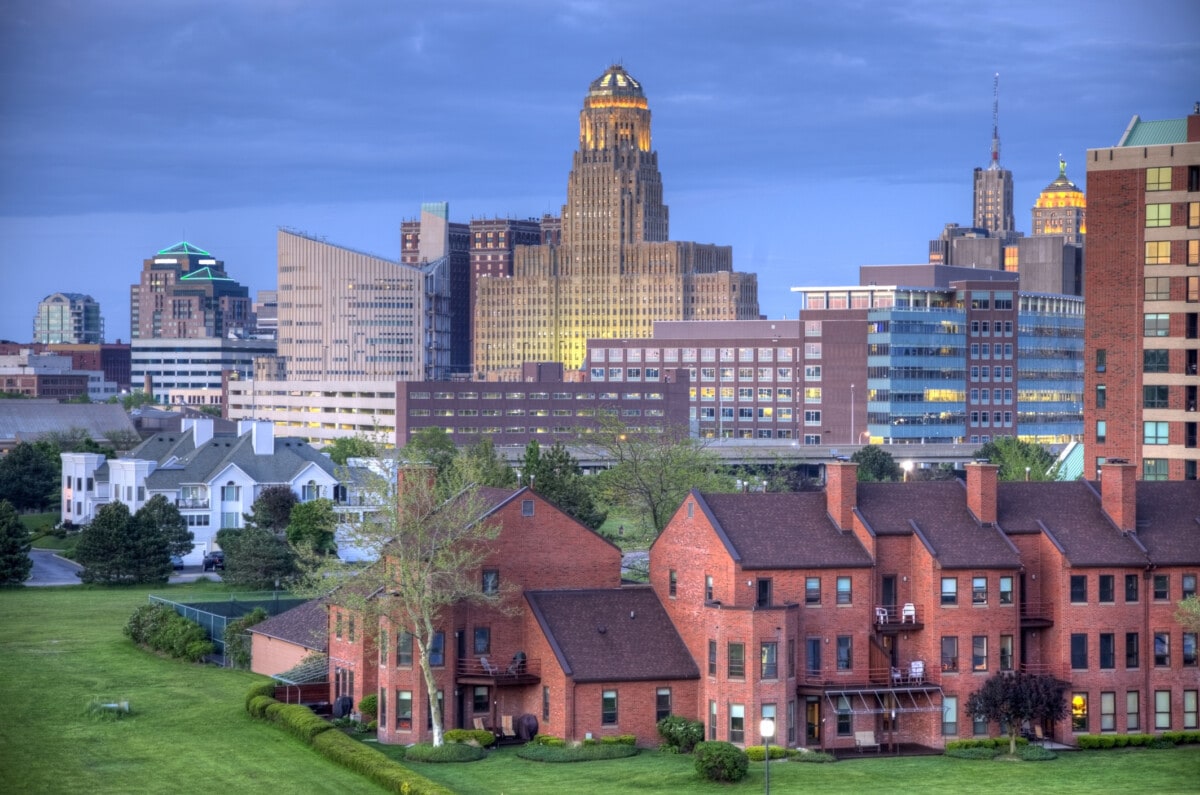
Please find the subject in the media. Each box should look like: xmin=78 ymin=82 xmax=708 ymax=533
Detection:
xmin=988 ymin=72 xmax=1001 ymax=171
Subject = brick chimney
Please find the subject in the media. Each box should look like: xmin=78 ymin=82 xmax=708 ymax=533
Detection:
xmin=965 ymin=462 xmax=999 ymax=525
xmin=1100 ymin=460 xmax=1137 ymax=532
xmin=825 ymin=461 xmax=858 ymax=531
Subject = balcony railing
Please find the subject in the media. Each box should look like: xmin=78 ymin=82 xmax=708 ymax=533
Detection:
xmin=456 ymin=655 xmax=541 ymax=684
xmin=1020 ymin=600 xmax=1055 ymax=626
xmin=874 ymin=603 xmax=923 ymax=629
xmin=176 ymin=498 xmax=210 ymax=509
xmin=801 ymin=663 xmax=937 ymax=689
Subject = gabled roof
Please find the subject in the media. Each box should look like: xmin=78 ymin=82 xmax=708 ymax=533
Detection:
xmin=1132 ymin=482 xmax=1200 ymax=566
xmin=138 ymin=431 xmax=336 ymax=490
xmin=0 ymin=401 xmax=137 ymax=445
xmin=180 ymin=266 xmax=233 ymax=282
xmin=997 ymin=482 xmax=1147 ymax=567
xmin=248 ymin=599 xmax=328 ymax=651
xmin=526 ymin=588 xmax=698 ymax=683
xmin=856 ymin=482 xmax=1021 ymax=569
xmin=157 ymin=241 xmax=211 ymax=256
xmin=696 ymin=491 xmax=873 ymax=569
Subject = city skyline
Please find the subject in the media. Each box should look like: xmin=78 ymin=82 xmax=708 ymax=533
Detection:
xmin=1 ymin=0 xmax=1198 ymax=343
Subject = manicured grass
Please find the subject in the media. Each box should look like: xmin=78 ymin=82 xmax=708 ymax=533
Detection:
xmin=0 ymin=583 xmax=388 ymax=794
xmin=396 ymin=744 xmax=1199 ymax=795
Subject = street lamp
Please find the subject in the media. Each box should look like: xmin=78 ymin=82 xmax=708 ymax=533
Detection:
xmin=902 ymin=460 xmax=913 ymax=482
xmin=849 ymin=384 xmax=855 ymax=444
xmin=760 ymin=717 xmax=776 ymax=794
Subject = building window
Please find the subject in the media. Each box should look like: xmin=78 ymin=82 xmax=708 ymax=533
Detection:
xmin=1155 ymin=632 xmax=1170 ymax=667
xmin=787 ymin=700 xmax=796 ymax=744
xmin=836 ymin=576 xmax=852 ymax=605
xmin=668 ymin=569 xmax=677 ymax=598
xmin=999 ymin=576 xmax=1013 ymax=605
xmin=1072 ymin=692 xmax=1088 ymax=732
xmin=1191 ymin=202 xmax=1200 ymax=228
xmin=221 ymin=483 xmax=240 ymax=501
xmin=1100 ymin=692 xmax=1116 ymax=732
xmin=1096 ymin=421 xmax=1107 ymax=444
xmin=1095 ymin=349 xmax=1106 ymax=373
xmin=704 ymin=574 xmax=713 ymax=601
xmin=474 ymin=626 xmax=490 ymax=655
xmin=1146 ymin=203 xmax=1171 ymax=228
xmin=972 ymin=635 xmax=988 ymax=672
xmin=1095 ymin=574 xmax=1113 ymax=604
xmin=1145 ymin=276 xmax=1171 ymax=300
xmin=335 ymin=612 xmax=343 ymax=640
xmin=396 ymin=690 xmax=413 ymax=731
xmin=1125 ymin=574 xmax=1139 ymax=603
xmin=542 ymin=687 xmax=550 ymax=722
xmin=1155 ymin=690 xmax=1171 ymax=730
xmin=729 ymin=703 xmax=745 ymax=743
xmin=1145 ymin=385 xmax=1170 ymax=410
xmin=655 ymin=688 xmax=671 ymax=722
xmin=521 ymin=499 xmax=534 ymax=516
xmin=708 ymin=639 xmax=717 ymax=676
xmin=1126 ymin=632 xmax=1140 ymax=669
xmin=1144 ymin=459 xmax=1169 ymax=480
xmin=601 ymin=690 xmax=618 ymax=725
xmin=709 ymin=700 xmax=718 ymax=740
xmin=1145 ymin=240 xmax=1172 ymax=264
xmin=999 ymin=634 xmax=1013 ymax=671
xmin=473 ymin=686 xmax=489 ymax=714
xmin=1128 ymin=691 xmax=1141 ymax=730
xmin=429 ymin=631 xmax=445 ymax=666
xmin=972 ymin=576 xmax=987 ymax=605
xmin=836 ymin=636 xmax=852 ymax=670
xmin=1185 ymin=574 xmax=1198 ymax=599
xmin=1185 ymin=690 xmax=1198 ymax=730
xmin=1144 ymin=421 xmax=1169 ymax=445
xmin=1144 ymin=313 xmax=1170 ymax=337
xmin=805 ymin=576 xmax=821 ymax=605
xmin=837 ymin=696 xmax=852 ymax=736
xmin=1095 ymin=384 xmax=1107 ymax=409
xmin=1154 ymin=574 xmax=1170 ymax=601
xmin=1147 ymin=166 xmax=1172 ymax=191
xmin=1100 ymin=633 xmax=1116 ymax=669
xmin=482 ymin=569 xmax=499 ymax=595
xmin=756 ymin=578 xmax=772 ymax=607
xmin=1184 ymin=633 xmax=1198 ymax=667
xmin=728 ymin=642 xmax=745 ymax=679
xmin=943 ymin=696 xmax=958 ymax=736
xmin=1144 ymin=349 xmax=1170 ymax=373
xmin=1071 ymin=633 xmax=1090 ymax=670
xmin=807 ymin=637 xmax=821 ymax=677
xmin=941 ymin=636 xmax=958 ymax=672
xmin=1070 ymin=574 xmax=1087 ymax=603
xmin=941 ymin=577 xmax=958 ymax=606
xmin=379 ymin=629 xmax=389 ymax=666
xmin=761 ymin=642 xmax=778 ymax=679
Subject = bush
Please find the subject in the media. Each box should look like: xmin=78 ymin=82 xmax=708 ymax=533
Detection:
xmin=657 ymin=714 xmax=704 ymax=753
xmin=248 ymin=695 xmax=277 ymax=719
xmin=224 ymin=607 xmax=268 ymax=669
xmin=745 ymin=745 xmax=789 ymax=761
xmin=600 ymin=734 xmax=636 ymax=746
xmin=516 ymin=742 xmax=639 ymax=762
xmin=404 ymin=743 xmax=487 ymax=763
xmin=791 ymin=750 xmax=836 ymax=763
xmin=694 ymin=741 xmax=749 ymax=782
xmin=945 ymin=747 xmax=999 ymax=760
xmin=530 ymin=734 xmax=566 ymax=747
xmin=1018 ymin=745 xmax=1057 ymax=761
xmin=443 ymin=728 xmax=494 ymax=747
xmin=1148 ymin=737 xmax=1175 ymax=749
xmin=1113 ymin=735 xmax=1130 ymax=748
xmin=123 ymin=603 xmax=214 ymax=662
xmin=357 ymin=694 xmax=378 ymax=721
xmin=946 ymin=737 xmax=1028 ymax=751
xmin=311 ymin=730 xmax=454 ymax=794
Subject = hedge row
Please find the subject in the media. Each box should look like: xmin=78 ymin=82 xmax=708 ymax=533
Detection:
xmin=124 ymin=603 xmax=214 ymax=662
xmin=744 ymin=745 xmax=790 ymax=761
xmin=1076 ymin=731 xmax=1200 ymax=749
xmin=516 ymin=742 xmax=639 ymax=763
xmin=403 ymin=743 xmax=487 ymax=763
xmin=945 ymin=737 xmax=1029 ymax=751
xmin=244 ymin=683 xmax=452 ymax=794
xmin=443 ymin=728 xmax=495 ymax=747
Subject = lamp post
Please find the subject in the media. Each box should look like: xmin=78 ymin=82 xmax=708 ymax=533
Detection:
xmin=902 ymin=460 xmax=913 ymax=482
xmin=849 ymin=384 xmax=855 ymax=444
xmin=760 ymin=717 xmax=776 ymax=794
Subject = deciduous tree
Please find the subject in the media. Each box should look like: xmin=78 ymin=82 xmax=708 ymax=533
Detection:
xmin=1177 ymin=595 xmax=1200 ymax=633
xmin=76 ymin=502 xmax=136 ymax=584
xmin=0 ymin=500 xmax=32 ymax=586
xmin=325 ymin=436 xmax=379 ymax=466
xmin=971 ymin=437 xmax=1058 ymax=481
xmin=451 ymin=437 xmax=516 ymax=489
xmin=965 ymin=671 xmax=1067 ymax=755
xmin=402 ymin=427 xmax=458 ymax=479
xmin=287 ymin=498 xmax=338 ymax=555
xmin=520 ymin=440 xmax=605 ymax=529
xmin=851 ymin=445 xmax=902 ymax=482
xmin=246 ymin=485 xmax=298 ymax=534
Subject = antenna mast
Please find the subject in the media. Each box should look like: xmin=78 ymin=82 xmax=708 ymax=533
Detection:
xmin=990 ymin=72 xmax=1000 ymax=170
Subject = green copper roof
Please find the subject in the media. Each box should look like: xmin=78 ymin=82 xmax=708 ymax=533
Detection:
xmin=157 ymin=241 xmax=212 ymax=256
xmin=1119 ymin=117 xmax=1187 ymax=147
xmin=179 ymin=266 xmax=233 ymax=281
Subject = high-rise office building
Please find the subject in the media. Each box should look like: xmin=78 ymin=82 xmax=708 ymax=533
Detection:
xmin=972 ymin=75 xmax=1017 ymax=240
xmin=1084 ymin=105 xmax=1200 ymax=481
xmin=473 ymin=65 xmax=758 ymax=375
xmin=129 ymin=242 xmax=252 ymax=339
xmin=1032 ymin=158 xmax=1087 ymax=244
xmin=33 ymin=292 xmax=103 ymax=344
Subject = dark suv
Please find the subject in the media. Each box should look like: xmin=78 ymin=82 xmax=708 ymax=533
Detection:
xmin=202 ymin=551 xmax=225 ymax=571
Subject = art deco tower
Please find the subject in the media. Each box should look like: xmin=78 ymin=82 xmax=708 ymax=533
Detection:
xmin=972 ymin=74 xmax=1017 ymax=240
xmin=473 ymin=65 xmax=758 ymax=374
xmin=1032 ymin=158 xmax=1086 ymax=245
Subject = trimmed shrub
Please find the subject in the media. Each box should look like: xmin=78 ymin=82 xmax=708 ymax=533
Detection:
xmin=694 ymin=741 xmax=749 ymax=783
xmin=657 ymin=714 xmax=704 ymax=753
xmin=311 ymin=730 xmax=454 ymax=794
xmin=404 ymin=743 xmax=487 ymax=763
xmin=1018 ymin=745 xmax=1057 ymax=761
xmin=1148 ymin=737 xmax=1175 ymax=749
xmin=946 ymin=737 xmax=1028 ymax=751
xmin=1128 ymin=733 xmax=1152 ymax=747
xmin=442 ymin=728 xmax=495 ymax=747
xmin=600 ymin=734 xmax=637 ymax=746
xmin=1113 ymin=735 xmax=1130 ymax=748
xmin=244 ymin=680 xmax=277 ymax=711
xmin=530 ymin=734 xmax=566 ymax=747
xmin=515 ymin=742 xmax=639 ymax=762
xmin=123 ymin=603 xmax=214 ymax=662
xmin=358 ymin=694 xmax=378 ymax=721
xmin=791 ymin=750 xmax=836 ymax=763
xmin=264 ymin=701 xmax=289 ymax=722
xmin=248 ymin=695 xmax=277 ymax=719
xmin=946 ymin=747 xmax=999 ymax=760
xmin=273 ymin=703 xmax=334 ymax=744
xmin=745 ymin=745 xmax=789 ymax=761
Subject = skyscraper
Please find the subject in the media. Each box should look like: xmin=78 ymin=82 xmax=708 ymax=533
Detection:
xmin=473 ymin=65 xmax=758 ymax=374
xmin=129 ymin=242 xmax=252 ymax=339
xmin=1084 ymin=105 xmax=1200 ymax=481
xmin=1032 ymin=158 xmax=1086 ymax=244
xmin=972 ymin=74 xmax=1017 ymax=240
xmin=33 ymin=292 xmax=103 ymax=344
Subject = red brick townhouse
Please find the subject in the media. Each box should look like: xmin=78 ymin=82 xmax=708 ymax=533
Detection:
xmin=650 ymin=462 xmax=1199 ymax=752
xmin=329 ymin=486 xmax=700 ymax=746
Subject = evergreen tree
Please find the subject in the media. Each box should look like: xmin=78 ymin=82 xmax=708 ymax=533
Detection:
xmin=520 ymin=441 xmax=605 ymax=530
xmin=246 ymin=485 xmax=298 ymax=534
xmin=76 ymin=502 xmax=135 ymax=584
xmin=218 ymin=526 xmax=296 ymax=589
xmin=136 ymin=494 xmax=194 ymax=557
xmin=0 ymin=500 xmax=33 ymax=586
xmin=971 ymin=437 xmax=1058 ymax=481
xmin=0 ymin=442 xmax=58 ymax=512
xmin=286 ymin=498 xmax=338 ymax=555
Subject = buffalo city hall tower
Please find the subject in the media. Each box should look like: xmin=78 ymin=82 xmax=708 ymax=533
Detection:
xmin=473 ymin=65 xmax=758 ymax=375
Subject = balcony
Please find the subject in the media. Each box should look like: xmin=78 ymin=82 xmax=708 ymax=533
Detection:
xmin=176 ymin=498 xmax=210 ymax=509
xmin=801 ymin=663 xmax=939 ymax=690
xmin=874 ymin=603 xmax=924 ymax=632
xmin=1020 ymin=600 xmax=1054 ymax=628
xmin=456 ymin=654 xmax=540 ymax=687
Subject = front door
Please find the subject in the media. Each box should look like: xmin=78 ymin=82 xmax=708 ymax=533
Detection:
xmin=882 ymin=575 xmax=897 ymax=612
xmin=805 ymin=697 xmax=821 ymax=746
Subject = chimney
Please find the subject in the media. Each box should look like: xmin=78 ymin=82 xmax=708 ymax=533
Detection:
xmin=1100 ymin=460 xmax=1137 ymax=532
xmin=965 ymin=462 xmax=999 ymax=525
xmin=182 ymin=417 xmax=213 ymax=447
xmin=237 ymin=419 xmax=274 ymax=455
xmin=825 ymin=461 xmax=857 ymax=531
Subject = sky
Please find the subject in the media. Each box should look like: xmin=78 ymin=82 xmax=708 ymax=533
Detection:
xmin=1 ymin=0 xmax=1198 ymax=344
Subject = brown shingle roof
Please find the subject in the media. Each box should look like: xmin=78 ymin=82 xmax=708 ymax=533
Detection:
xmin=697 ymin=492 xmax=873 ymax=570
xmin=998 ymin=482 xmax=1148 ymax=567
xmin=1133 ymin=482 xmax=1200 ymax=566
xmin=248 ymin=599 xmax=328 ymax=651
xmin=526 ymin=588 xmax=699 ymax=683
xmin=856 ymin=482 xmax=1020 ymax=569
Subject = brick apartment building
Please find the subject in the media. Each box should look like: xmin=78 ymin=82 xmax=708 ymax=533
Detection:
xmin=335 ymin=464 xmax=1198 ymax=750
xmin=1084 ymin=105 xmax=1200 ymax=480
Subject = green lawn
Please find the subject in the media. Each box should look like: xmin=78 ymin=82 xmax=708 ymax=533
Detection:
xmin=3 ymin=583 xmax=1197 ymax=795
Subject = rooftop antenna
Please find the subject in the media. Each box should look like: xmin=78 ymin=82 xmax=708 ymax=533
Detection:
xmin=988 ymin=72 xmax=1001 ymax=171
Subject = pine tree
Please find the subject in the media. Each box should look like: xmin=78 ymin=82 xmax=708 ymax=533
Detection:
xmin=0 ymin=500 xmax=33 ymax=586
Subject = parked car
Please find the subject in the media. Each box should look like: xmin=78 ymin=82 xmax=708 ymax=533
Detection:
xmin=170 ymin=555 xmax=185 ymax=570
xmin=202 ymin=551 xmax=225 ymax=571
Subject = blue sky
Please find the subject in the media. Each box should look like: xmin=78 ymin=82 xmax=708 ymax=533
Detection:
xmin=1 ymin=0 xmax=1197 ymax=343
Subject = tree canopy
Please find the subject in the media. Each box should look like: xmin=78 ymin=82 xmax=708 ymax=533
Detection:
xmin=520 ymin=440 xmax=605 ymax=529
xmin=851 ymin=445 xmax=902 ymax=482
xmin=137 ymin=494 xmax=193 ymax=558
xmin=0 ymin=500 xmax=33 ymax=586
xmin=402 ymin=427 xmax=458 ymax=478
xmin=450 ymin=437 xmax=516 ymax=490
xmin=1177 ymin=595 xmax=1200 ymax=633
xmin=217 ymin=526 xmax=296 ymax=589
xmin=970 ymin=437 xmax=1058 ymax=481
xmin=246 ymin=485 xmax=298 ymax=534
xmin=0 ymin=442 xmax=59 ymax=512
xmin=325 ymin=436 xmax=379 ymax=466
xmin=286 ymin=498 xmax=338 ymax=555
xmin=965 ymin=671 xmax=1067 ymax=755
xmin=75 ymin=498 xmax=191 ymax=584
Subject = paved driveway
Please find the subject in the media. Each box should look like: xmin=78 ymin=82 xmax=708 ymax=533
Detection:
xmin=27 ymin=548 xmax=82 ymax=586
